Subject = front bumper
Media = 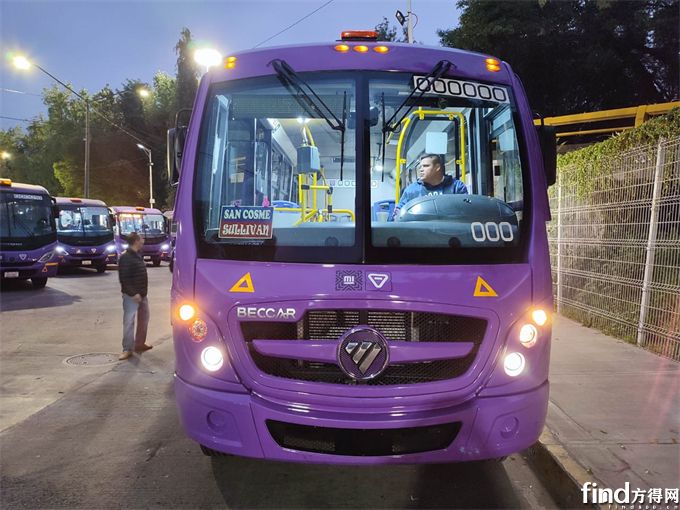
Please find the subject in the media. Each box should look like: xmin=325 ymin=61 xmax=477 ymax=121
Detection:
xmin=174 ymin=375 xmax=548 ymax=464
xmin=1 ymin=261 xmax=58 ymax=280
xmin=59 ymin=253 xmax=113 ymax=267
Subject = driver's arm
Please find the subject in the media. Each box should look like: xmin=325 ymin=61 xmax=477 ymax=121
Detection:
xmin=390 ymin=188 xmax=414 ymax=221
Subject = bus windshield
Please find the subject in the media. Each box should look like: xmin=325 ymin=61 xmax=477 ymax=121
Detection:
xmin=117 ymin=213 xmax=165 ymax=236
xmin=194 ymin=72 xmax=526 ymax=264
xmin=0 ymin=191 xmax=55 ymax=241
xmin=58 ymin=206 xmax=112 ymax=237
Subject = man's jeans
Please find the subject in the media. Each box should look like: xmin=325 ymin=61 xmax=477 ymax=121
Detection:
xmin=122 ymin=294 xmax=149 ymax=352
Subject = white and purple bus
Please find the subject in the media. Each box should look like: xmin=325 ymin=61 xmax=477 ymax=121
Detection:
xmin=109 ymin=206 xmax=170 ymax=266
xmin=54 ymin=197 xmax=116 ymax=272
xmin=169 ymin=32 xmax=556 ymax=463
xmin=0 ymin=179 xmax=59 ymax=288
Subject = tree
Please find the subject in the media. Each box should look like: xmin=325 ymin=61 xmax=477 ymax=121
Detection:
xmin=375 ymin=17 xmax=403 ymax=42
xmin=438 ymin=0 xmax=679 ymax=116
xmin=175 ymin=28 xmax=200 ymax=111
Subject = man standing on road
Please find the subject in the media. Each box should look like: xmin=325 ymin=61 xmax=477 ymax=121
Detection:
xmin=118 ymin=232 xmax=153 ymax=360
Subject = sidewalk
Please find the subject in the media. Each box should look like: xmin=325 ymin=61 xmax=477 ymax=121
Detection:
xmin=537 ymin=314 xmax=680 ymax=501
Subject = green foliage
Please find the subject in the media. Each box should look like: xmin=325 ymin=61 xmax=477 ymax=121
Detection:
xmin=557 ymin=108 xmax=680 ymax=196
xmin=440 ymin=0 xmax=678 ymax=116
xmin=375 ymin=17 xmax=404 ymax=42
xmin=175 ymin=27 xmax=200 ymax=111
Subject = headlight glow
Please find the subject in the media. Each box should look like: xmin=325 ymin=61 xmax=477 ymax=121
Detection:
xmin=532 ymin=309 xmax=548 ymax=326
xmin=201 ymin=346 xmax=224 ymax=372
xmin=106 ymin=244 xmax=116 ymax=252
xmin=178 ymin=304 xmax=196 ymax=322
xmin=55 ymin=246 xmax=67 ymax=254
xmin=504 ymin=352 xmax=526 ymax=377
xmin=161 ymin=244 xmax=170 ymax=250
xmin=519 ymin=324 xmax=538 ymax=348
xmin=122 ymin=243 xmax=129 ymax=249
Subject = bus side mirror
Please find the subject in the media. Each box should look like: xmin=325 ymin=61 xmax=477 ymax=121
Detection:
xmin=536 ymin=124 xmax=557 ymax=186
xmin=167 ymin=127 xmax=186 ymax=186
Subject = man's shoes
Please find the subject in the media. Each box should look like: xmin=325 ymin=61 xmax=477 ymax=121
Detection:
xmin=118 ymin=351 xmax=133 ymax=360
xmin=134 ymin=344 xmax=153 ymax=353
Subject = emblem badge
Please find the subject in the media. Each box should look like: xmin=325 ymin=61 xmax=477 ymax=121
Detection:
xmin=337 ymin=327 xmax=389 ymax=381
xmin=91 ymin=248 xmax=97 ymax=254
xmin=19 ymin=254 xmax=27 ymax=261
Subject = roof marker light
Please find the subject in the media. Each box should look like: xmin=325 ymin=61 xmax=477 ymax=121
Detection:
xmin=0 ymin=178 xmax=12 ymax=186
xmin=341 ymin=30 xmax=378 ymax=41
xmin=374 ymin=45 xmax=390 ymax=54
xmin=225 ymin=56 xmax=237 ymax=69
xmin=353 ymin=45 xmax=369 ymax=53
xmin=334 ymin=44 xmax=350 ymax=53
xmin=486 ymin=57 xmax=501 ymax=72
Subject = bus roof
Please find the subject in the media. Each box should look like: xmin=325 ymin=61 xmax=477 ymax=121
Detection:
xmin=55 ymin=197 xmax=108 ymax=207
xmin=0 ymin=179 xmax=50 ymax=196
xmin=208 ymin=41 xmax=512 ymax=86
xmin=109 ymin=206 xmax=164 ymax=215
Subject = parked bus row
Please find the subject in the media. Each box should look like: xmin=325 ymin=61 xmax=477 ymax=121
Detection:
xmin=0 ymin=178 xmax=171 ymax=289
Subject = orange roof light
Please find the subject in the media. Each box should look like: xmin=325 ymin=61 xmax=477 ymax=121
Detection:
xmin=225 ymin=56 xmax=237 ymax=69
xmin=486 ymin=57 xmax=501 ymax=72
xmin=334 ymin=44 xmax=350 ymax=53
xmin=0 ymin=178 xmax=12 ymax=186
xmin=341 ymin=30 xmax=378 ymax=41
xmin=373 ymin=45 xmax=390 ymax=54
xmin=135 ymin=207 xmax=145 ymax=211
xmin=70 ymin=198 xmax=83 ymax=203
xmin=353 ymin=45 xmax=369 ymax=53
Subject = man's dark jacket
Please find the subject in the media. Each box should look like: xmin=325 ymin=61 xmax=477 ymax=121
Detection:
xmin=118 ymin=249 xmax=148 ymax=297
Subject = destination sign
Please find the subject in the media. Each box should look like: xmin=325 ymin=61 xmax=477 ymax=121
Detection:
xmin=413 ymin=76 xmax=510 ymax=104
xmin=219 ymin=206 xmax=273 ymax=239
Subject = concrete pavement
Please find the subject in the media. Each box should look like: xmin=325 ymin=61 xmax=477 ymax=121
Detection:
xmin=531 ymin=315 xmax=680 ymax=506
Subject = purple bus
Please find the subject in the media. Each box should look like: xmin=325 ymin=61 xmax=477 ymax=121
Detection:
xmin=55 ymin=197 xmax=116 ymax=272
xmin=168 ymin=32 xmax=557 ymax=463
xmin=0 ymin=179 xmax=59 ymax=288
xmin=109 ymin=206 xmax=171 ymax=266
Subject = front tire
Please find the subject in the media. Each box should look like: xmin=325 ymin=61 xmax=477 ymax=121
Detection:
xmin=152 ymin=257 xmax=161 ymax=267
xmin=96 ymin=264 xmax=106 ymax=273
xmin=31 ymin=277 xmax=48 ymax=289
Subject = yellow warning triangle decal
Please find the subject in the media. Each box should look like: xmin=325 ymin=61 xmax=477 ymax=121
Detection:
xmin=229 ymin=272 xmax=255 ymax=293
xmin=474 ymin=276 xmax=498 ymax=297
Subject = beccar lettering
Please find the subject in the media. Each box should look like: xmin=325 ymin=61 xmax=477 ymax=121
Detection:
xmin=236 ymin=307 xmax=297 ymax=319
xmin=413 ymin=76 xmax=510 ymax=104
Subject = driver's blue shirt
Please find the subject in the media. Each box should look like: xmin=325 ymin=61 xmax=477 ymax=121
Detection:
xmin=391 ymin=174 xmax=467 ymax=220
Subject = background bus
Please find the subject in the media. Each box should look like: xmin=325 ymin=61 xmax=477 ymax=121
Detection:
xmin=168 ymin=34 xmax=556 ymax=463
xmin=109 ymin=206 xmax=170 ymax=266
xmin=55 ymin=197 xmax=116 ymax=273
xmin=0 ymin=179 xmax=59 ymax=288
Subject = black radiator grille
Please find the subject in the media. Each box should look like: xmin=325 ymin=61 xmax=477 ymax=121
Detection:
xmin=266 ymin=420 xmax=462 ymax=456
xmin=240 ymin=310 xmax=487 ymax=386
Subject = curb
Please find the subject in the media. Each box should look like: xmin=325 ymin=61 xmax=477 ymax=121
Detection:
xmin=525 ymin=428 xmax=601 ymax=509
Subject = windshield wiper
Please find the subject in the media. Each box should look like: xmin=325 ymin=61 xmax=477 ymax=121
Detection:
xmin=9 ymin=204 xmax=36 ymax=238
xmin=271 ymin=59 xmax=348 ymax=179
xmin=383 ymin=60 xmax=454 ymax=134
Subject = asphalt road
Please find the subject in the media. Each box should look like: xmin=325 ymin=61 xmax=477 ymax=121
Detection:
xmin=0 ymin=265 xmax=556 ymax=509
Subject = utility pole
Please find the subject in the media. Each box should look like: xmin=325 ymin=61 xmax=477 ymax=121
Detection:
xmin=137 ymin=144 xmax=155 ymax=208
xmin=84 ymin=101 xmax=90 ymax=198
xmin=407 ymin=0 xmax=414 ymax=44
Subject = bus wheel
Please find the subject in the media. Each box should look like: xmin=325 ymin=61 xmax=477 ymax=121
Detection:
xmin=96 ymin=264 xmax=106 ymax=273
xmin=31 ymin=277 xmax=48 ymax=289
xmin=152 ymin=257 xmax=161 ymax=267
xmin=200 ymin=444 xmax=230 ymax=457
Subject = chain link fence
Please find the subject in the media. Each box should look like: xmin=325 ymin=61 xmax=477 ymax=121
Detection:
xmin=548 ymin=137 xmax=680 ymax=361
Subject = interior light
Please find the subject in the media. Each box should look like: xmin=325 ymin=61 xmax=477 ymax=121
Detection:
xmin=179 ymin=304 xmax=196 ymax=322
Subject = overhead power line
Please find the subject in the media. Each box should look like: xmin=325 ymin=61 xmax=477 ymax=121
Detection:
xmin=0 ymin=115 xmax=35 ymax=122
xmin=2 ymin=88 xmax=43 ymax=97
xmin=253 ymin=0 xmax=335 ymax=48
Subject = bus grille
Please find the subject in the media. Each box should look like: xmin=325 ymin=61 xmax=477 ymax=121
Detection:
xmin=266 ymin=420 xmax=462 ymax=456
xmin=240 ymin=310 xmax=486 ymax=385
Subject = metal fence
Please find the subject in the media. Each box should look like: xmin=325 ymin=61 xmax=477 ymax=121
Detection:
xmin=548 ymin=137 xmax=680 ymax=361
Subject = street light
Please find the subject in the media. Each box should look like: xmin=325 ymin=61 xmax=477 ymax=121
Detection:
xmin=194 ymin=47 xmax=223 ymax=73
xmin=136 ymin=144 xmax=154 ymax=209
xmin=11 ymin=54 xmax=151 ymax=198
xmin=1 ymin=151 xmax=11 ymax=160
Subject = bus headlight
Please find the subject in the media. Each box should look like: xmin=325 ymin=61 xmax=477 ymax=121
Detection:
xmin=178 ymin=304 xmax=196 ymax=322
xmin=201 ymin=346 xmax=224 ymax=372
xmin=189 ymin=319 xmax=208 ymax=342
xmin=519 ymin=324 xmax=538 ymax=348
xmin=161 ymin=243 xmax=170 ymax=251
xmin=38 ymin=250 xmax=54 ymax=263
xmin=121 ymin=243 xmax=129 ymax=249
xmin=504 ymin=352 xmax=525 ymax=377
xmin=55 ymin=245 xmax=67 ymax=255
xmin=106 ymin=244 xmax=116 ymax=252
xmin=532 ymin=309 xmax=549 ymax=326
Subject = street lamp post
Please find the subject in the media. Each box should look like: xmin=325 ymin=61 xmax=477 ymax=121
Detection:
xmin=11 ymin=55 xmax=150 ymax=197
xmin=137 ymin=144 xmax=154 ymax=209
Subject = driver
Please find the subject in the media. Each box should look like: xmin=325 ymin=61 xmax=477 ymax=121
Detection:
xmin=391 ymin=154 xmax=467 ymax=220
